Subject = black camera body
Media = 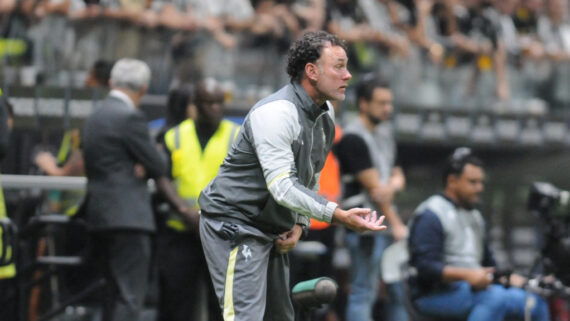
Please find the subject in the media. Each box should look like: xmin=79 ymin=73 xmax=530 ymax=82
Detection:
xmin=528 ymin=182 xmax=570 ymax=287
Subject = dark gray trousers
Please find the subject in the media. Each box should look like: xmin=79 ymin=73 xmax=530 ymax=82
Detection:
xmin=199 ymin=215 xmax=294 ymax=321
xmin=90 ymin=230 xmax=151 ymax=321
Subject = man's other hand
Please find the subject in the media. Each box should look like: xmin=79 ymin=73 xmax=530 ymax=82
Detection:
xmin=509 ymin=273 xmax=527 ymax=288
xmin=275 ymin=225 xmax=303 ymax=254
xmin=467 ymin=267 xmax=495 ymax=289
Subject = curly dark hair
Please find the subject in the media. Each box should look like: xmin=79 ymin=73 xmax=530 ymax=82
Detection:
xmin=286 ymin=31 xmax=346 ymax=82
xmin=442 ymin=147 xmax=484 ymax=186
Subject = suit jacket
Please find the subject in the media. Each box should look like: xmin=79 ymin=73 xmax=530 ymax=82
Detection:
xmin=82 ymin=95 xmax=166 ymax=232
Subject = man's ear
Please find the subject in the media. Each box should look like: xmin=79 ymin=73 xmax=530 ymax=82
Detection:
xmin=358 ymin=98 xmax=368 ymax=112
xmin=446 ymin=174 xmax=458 ymax=188
xmin=305 ymin=62 xmax=319 ymax=82
xmin=139 ymin=85 xmax=148 ymax=97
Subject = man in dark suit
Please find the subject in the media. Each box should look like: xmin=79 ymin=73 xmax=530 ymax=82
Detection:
xmin=81 ymin=58 xmax=170 ymax=321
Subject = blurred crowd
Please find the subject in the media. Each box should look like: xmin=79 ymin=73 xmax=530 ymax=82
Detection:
xmin=1 ymin=0 xmax=570 ymax=111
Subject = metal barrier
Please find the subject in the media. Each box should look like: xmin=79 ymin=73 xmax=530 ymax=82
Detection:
xmin=1 ymin=174 xmax=86 ymax=190
xmin=1 ymin=175 xmax=103 ymax=321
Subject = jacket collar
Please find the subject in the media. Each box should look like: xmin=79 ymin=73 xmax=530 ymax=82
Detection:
xmin=109 ymin=89 xmax=136 ymax=110
xmin=291 ymin=81 xmax=329 ymax=120
xmin=439 ymin=192 xmax=458 ymax=207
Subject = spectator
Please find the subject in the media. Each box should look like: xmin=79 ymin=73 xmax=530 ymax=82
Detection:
xmin=85 ymin=59 xmax=114 ymax=88
xmin=0 ymin=0 xmax=16 ymax=38
xmin=290 ymin=0 xmax=327 ymax=32
xmin=100 ymin=0 xmax=150 ymax=60
xmin=513 ymin=0 xmax=543 ymax=35
xmin=67 ymin=2 xmax=107 ymax=72
xmin=34 ymin=59 xmax=113 ymax=214
xmin=172 ymin=0 xmax=254 ymax=83
xmin=357 ymin=0 xmax=411 ymax=56
xmin=0 ymin=92 xmax=16 ymax=321
xmin=407 ymin=147 xmax=550 ymax=321
xmin=497 ymin=0 xmax=526 ymax=58
xmin=326 ymin=0 xmax=370 ymax=43
xmin=389 ymin=0 xmax=445 ymax=63
xmin=27 ymin=0 xmax=85 ymax=83
xmin=496 ymin=0 xmax=549 ymax=102
xmin=429 ymin=0 xmax=510 ymax=103
xmin=198 ymin=31 xmax=386 ymax=321
xmin=335 ymin=74 xmax=407 ymax=321
xmin=157 ymin=78 xmax=238 ymax=321
xmin=537 ymin=0 xmax=570 ymax=107
xmin=80 ymin=58 xmax=188 ymax=321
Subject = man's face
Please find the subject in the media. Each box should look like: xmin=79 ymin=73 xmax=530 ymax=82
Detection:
xmin=85 ymin=69 xmax=100 ymax=88
xmin=362 ymin=87 xmax=393 ymax=125
xmin=450 ymin=163 xmax=485 ymax=208
xmin=314 ymin=44 xmax=352 ymax=101
xmin=196 ymin=85 xmax=225 ymax=127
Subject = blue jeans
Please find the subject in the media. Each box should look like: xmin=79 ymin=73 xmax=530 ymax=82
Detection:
xmin=345 ymin=232 xmax=407 ymax=321
xmin=415 ymin=281 xmax=550 ymax=321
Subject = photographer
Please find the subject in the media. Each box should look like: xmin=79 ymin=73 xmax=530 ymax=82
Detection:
xmin=407 ymin=147 xmax=550 ymax=321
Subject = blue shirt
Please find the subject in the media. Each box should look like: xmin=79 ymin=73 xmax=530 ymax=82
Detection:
xmin=408 ymin=193 xmax=496 ymax=297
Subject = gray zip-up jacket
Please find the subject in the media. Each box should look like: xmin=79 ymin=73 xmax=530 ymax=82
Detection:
xmin=198 ymin=82 xmax=338 ymax=234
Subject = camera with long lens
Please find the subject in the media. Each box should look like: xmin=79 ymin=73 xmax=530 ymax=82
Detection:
xmin=526 ymin=182 xmax=570 ymax=295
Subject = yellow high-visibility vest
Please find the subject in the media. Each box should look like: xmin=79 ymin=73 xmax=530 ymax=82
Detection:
xmin=56 ymin=129 xmax=83 ymax=216
xmin=0 ymin=174 xmax=16 ymax=279
xmin=164 ymin=119 xmax=239 ymax=231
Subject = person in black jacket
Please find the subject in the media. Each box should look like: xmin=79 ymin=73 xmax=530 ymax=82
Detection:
xmin=81 ymin=58 xmax=188 ymax=321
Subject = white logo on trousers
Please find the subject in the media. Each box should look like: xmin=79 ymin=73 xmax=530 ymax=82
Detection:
xmin=242 ymin=245 xmax=252 ymax=262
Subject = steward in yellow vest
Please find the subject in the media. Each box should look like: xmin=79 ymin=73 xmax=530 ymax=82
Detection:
xmin=163 ymin=118 xmax=239 ymax=231
xmin=156 ymin=78 xmax=237 ymax=321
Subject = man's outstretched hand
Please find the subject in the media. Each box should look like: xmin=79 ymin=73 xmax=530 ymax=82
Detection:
xmin=332 ymin=207 xmax=386 ymax=233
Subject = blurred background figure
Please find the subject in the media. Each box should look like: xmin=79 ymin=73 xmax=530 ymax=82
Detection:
xmin=34 ymin=59 xmax=113 ymax=215
xmin=1 ymin=0 xmax=568 ymax=114
xmin=336 ymin=75 xmax=407 ymax=321
xmin=407 ymin=148 xmax=550 ymax=321
xmin=81 ymin=58 xmax=169 ymax=321
xmin=537 ymin=0 xmax=570 ymax=108
xmin=156 ymin=77 xmax=238 ymax=321
xmin=84 ymin=59 xmax=114 ymax=89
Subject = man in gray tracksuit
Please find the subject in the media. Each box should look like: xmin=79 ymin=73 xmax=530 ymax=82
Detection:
xmin=199 ymin=31 xmax=387 ymax=321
